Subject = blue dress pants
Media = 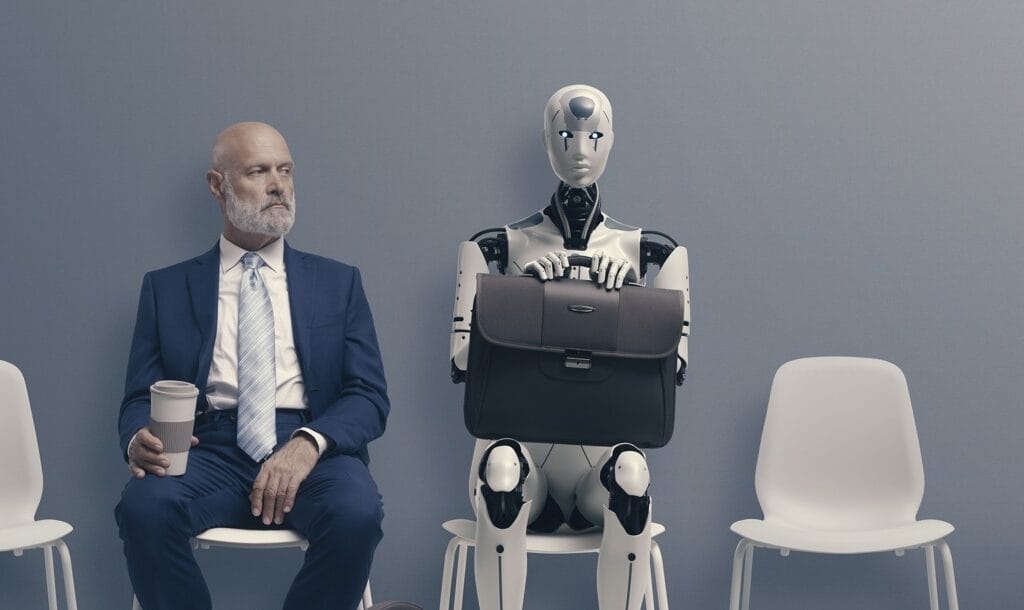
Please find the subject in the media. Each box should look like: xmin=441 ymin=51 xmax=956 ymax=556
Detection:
xmin=115 ymin=410 xmax=383 ymax=610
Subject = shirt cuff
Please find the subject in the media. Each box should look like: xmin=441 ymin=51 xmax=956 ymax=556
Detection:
xmin=126 ymin=431 xmax=140 ymax=459
xmin=292 ymin=427 xmax=328 ymax=457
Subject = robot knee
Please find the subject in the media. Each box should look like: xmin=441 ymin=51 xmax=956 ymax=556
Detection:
xmin=600 ymin=443 xmax=649 ymax=498
xmin=478 ymin=439 xmax=529 ymax=492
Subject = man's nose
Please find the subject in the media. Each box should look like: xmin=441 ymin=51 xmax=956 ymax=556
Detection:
xmin=266 ymin=171 xmax=283 ymax=196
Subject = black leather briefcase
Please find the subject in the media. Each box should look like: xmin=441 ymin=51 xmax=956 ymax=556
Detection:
xmin=463 ymin=273 xmax=684 ymax=448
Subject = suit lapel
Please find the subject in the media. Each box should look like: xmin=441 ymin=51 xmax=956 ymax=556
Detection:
xmin=284 ymin=241 xmax=316 ymax=380
xmin=188 ymin=243 xmax=220 ymax=391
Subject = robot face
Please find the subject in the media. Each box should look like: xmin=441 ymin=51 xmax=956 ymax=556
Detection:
xmin=543 ymin=85 xmax=614 ymax=188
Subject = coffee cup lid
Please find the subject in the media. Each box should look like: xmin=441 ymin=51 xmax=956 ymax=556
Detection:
xmin=150 ymin=380 xmax=199 ymax=398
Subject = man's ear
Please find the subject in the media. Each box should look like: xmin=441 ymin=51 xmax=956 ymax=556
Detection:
xmin=207 ymin=169 xmax=225 ymax=203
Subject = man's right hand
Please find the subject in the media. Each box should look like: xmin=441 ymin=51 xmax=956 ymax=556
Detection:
xmin=128 ymin=426 xmax=199 ymax=478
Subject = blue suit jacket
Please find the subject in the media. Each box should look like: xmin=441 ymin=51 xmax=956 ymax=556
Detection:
xmin=118 ymin=241 xmax=390 ymax=465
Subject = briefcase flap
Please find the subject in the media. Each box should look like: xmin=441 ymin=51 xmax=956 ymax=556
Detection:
xmin=474 ymin=274 xmax=683 ymax=358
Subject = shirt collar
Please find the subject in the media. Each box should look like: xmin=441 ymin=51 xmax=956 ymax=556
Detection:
xmin=219 ymin=234 xmax=285 ymax=274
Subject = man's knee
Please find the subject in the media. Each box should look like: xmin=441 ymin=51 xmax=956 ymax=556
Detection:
xmin=308 ymin=495 xmax=383 ymax=551
xmin=116 ymin=478 xmax=191 ymax=540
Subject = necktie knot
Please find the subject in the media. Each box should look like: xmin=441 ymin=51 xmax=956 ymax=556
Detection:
xmin=242 ymin=252 xmax=264 ymax=270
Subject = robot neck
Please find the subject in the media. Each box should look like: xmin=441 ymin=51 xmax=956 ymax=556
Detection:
xmin=545 ymin=181 xmax=603 ymax=250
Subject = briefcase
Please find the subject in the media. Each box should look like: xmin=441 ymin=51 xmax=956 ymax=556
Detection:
xmin=463 ymin=273 xmax=684 ymax=448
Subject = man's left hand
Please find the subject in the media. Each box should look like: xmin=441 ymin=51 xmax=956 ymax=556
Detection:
xmin=250 ymin=435 xmax=319 ymax=525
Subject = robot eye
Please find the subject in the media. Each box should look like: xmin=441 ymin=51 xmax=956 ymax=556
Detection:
xmin=588 ymin=131 xmax=603 ymax=139
xmin=558 ymin=130 xmax=574 ymax=139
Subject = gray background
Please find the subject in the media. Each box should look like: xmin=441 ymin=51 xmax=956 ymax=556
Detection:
xmin=1 ymin=1 xmax=1021 ymax=608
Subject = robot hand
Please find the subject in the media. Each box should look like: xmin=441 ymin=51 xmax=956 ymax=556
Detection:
xmin=523 ymin=250 xmax=571 ymax=281
xmin=590 ymin=250 xmax=632 ymax=290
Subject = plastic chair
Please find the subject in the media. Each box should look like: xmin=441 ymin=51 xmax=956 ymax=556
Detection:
xmin=129 ymin=527 xmax=373 ymax=609
xmin=438 ymin=518 xmax=669 ymax=609
xmin=0 ymin=360 xmax=79 ymax=610
xmin=728 ymin=357 xmax=960 ymax=610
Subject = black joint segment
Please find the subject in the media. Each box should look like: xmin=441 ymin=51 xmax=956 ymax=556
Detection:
xmin=628 ymin=553 xmax=636 ymax=562
xmin=496 ymin=545 xmax=504 ymax=554
xmin=528 ymin=494 xmax=566 ymax=533
xmin=567 ymin=507 xmax=596 ymax=532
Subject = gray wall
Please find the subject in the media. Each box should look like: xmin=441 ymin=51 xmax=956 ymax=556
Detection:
xmin=2 ymin=1 xmax=1022 ymax=608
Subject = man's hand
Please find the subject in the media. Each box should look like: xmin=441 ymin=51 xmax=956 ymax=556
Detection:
xmin=250 ymin=435 xmax=319 ymax=525
xmin=590 ymin=250 xmax=632 ymax=290
xmin=128 ymin=426 xmax=199 ymax=478
xmin=523 ymin=250 xmax=570 ymax=281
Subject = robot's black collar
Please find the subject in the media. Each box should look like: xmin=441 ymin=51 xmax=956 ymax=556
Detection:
xmin=545 ymin=181 xmax=603 ymax=250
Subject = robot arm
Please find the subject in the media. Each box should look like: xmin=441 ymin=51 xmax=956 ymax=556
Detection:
xmin=646 ymin=239 xmax=690 ymax=385
xmin=451 ymin=230 xmax=507 ymax=382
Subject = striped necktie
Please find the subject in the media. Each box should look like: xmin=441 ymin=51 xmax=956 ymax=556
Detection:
xmin=236 ymin=252 xmax=277 ymax=462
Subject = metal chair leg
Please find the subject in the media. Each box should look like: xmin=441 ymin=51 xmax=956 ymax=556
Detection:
xmin=54 ymin=540 xmax=78 ymax=610
xmin=453 ymin=541 xmax=468 ymax=610
xmin=925 ymin=545 xmax=939 ymax=610
xmin=729 ymin=539 xmax=751 ymax=610
xmin=741 ymin=544 xmax=754 ymax=610
xmin=650 ymin=541 xmax=669 ymax=610
xmin=440 ymin=537 xmax=460 ymax=610
xmin=43 ymin=545 xmax=57 ymax=610
xmin=938 ymin=540 xmax=960 ymax=610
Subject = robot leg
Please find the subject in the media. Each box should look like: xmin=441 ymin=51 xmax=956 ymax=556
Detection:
xmin=472 ymin=439 xmax=545 ymax=610
xmin=576 ymin=444 xmax=653 ymax=610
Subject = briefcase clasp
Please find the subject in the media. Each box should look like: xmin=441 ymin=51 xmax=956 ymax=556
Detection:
xmin=564 ymin=349 xmax=593 ymax=370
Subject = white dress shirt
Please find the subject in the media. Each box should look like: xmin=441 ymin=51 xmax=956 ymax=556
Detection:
xmin=209 ymin=235 xmax=327 ymax=455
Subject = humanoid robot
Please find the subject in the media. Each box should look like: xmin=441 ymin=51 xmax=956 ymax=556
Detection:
xmin=450 ymin=84 xmax=690 ymax=610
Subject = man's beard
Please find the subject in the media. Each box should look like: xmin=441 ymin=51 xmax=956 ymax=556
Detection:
xmin=223 ymin=177 xmax=296 ymax=238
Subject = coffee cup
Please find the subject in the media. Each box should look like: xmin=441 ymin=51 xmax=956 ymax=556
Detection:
xmin=149 ymin=380 xmax=199 ymax=476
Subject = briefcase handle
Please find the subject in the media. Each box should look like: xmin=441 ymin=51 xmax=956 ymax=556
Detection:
xmin=523 ymin=254 xmax=639 ymax=284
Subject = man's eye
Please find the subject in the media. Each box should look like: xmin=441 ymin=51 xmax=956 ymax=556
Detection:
xmin=249 ymin=169 xmax=264 ymax=176
xmin=558 ymin=130 xmax=574 ymax=139
xmin=589 ymin=132 xmax=603 ymax=140
xmin=280 ymin=167 xmax=291 ymax=175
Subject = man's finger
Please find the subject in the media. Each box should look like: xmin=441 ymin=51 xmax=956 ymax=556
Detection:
xmin=134 ymin=447 xmax=170 ymax=468
xmin=191 ymin=436 xmax=199 ymax=447
xmin=262 ymin=473 xmax=283 ymax=525
xmin=251 ymin=469 xmax=269 ymax=516
xmin=129 ymin=463 xmax=146 ymax=479
xmin=273 ymin=475 xmax=291 ymax=525
xmin=137 ymin=429 xmax=164 ymax=453
xmin=283 ymin=479 xmax=302 ymax=515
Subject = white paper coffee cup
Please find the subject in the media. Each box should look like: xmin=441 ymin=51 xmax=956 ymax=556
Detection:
xmin=149 ymin=380 xmax=199 ymax=476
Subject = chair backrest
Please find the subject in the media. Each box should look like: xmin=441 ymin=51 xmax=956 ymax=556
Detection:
xmin=0 ymin=360 xmax=44 ymax=526
xmin=754 ymin=357 xmax=925 ymax=531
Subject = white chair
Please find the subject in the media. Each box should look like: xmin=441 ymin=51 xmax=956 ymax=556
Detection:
xmin=728 ymin=357 xmax=960 ymax=610
xmin=129 ymin=527 xmax=373 ymax=609
xmin=0 ymin=360 xmax=79 ymax=610
xmin=438 ymin=518 xmax=669 ymax=609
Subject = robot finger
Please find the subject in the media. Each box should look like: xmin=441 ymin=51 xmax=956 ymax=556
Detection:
xmin=557 ymin=250 xmax=570 ymax=272
xmin=524 ymin=261 xmax=548 ymax=281
xmin=590 ymin=250 xmax=605 ymax=277
xmin=614 ymin=262 xmax=631 ymax=290
xmin=545 ymin=252 xmax=564 ymax=277
xmin=539 ymin=257 xmax=555 ymax=279
xmin=596 ymin=254 xmax=610 ymax=284
xmin=605 ymin=260 xmax=622 ymax=290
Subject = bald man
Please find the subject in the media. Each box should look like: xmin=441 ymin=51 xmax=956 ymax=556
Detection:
xmin=115 ymin=122 xmax=389 ymax=610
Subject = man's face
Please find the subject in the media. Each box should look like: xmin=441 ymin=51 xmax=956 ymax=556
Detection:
xmin=218 ymin=128 xmax=296 ymax=237
xmin=544 ymin=89 xmax=614 ymax=188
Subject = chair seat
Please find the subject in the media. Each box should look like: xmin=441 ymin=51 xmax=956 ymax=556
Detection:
xmin=192 ymin=527 xmax=307 ymax=549
xmin=0 ymin=519 xmax=73 ymax=552
xmin=442 ymin=519 xmax=666 ymax=555
xmin=730 ymin=518 xmax=954 ymax=554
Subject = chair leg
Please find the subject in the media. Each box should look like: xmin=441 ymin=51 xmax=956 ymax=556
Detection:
xmin=43 ymin=545 xmax=57 ymax=610
xmin=650 ymin=541 xmax=668 ymax=610
xmin=925 ymin=545 xmax=939 ymax=610
xmin=729 ymin=539 xmax=751 ymax=610
xmin=938 ymin=540 xmax=960 ymax=610
xmin=644 ymin=569 xmax=654 ymax=609
xmin=453 ymin=542 xmax=468 ymax=610
xmin=440 ymin=537 xmax=460 ymax=610
xmin=362 ymin=581 xmax=373 ymax=609
xmin=52 ymin=540 xmax=77 ymax=610
xmin=741 ymin=544 xmax=754 ymax=610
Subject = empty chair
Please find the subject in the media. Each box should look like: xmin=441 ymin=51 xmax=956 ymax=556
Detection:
xmin=728 ymin=357 xmax=959 ymax=610
xmin=0 ymin=360 xmax=79 ymax=610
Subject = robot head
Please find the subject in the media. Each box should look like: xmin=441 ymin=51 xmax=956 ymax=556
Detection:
xmin=543 ymin=84 xmax=614 ymax=188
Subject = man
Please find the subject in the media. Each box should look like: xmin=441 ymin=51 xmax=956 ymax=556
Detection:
xmin=115 ymin=122 xmax=389 ymax=610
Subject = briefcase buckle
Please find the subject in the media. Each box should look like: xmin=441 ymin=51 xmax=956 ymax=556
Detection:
xmin=564 ymin=349 xmax=593 ymax=370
